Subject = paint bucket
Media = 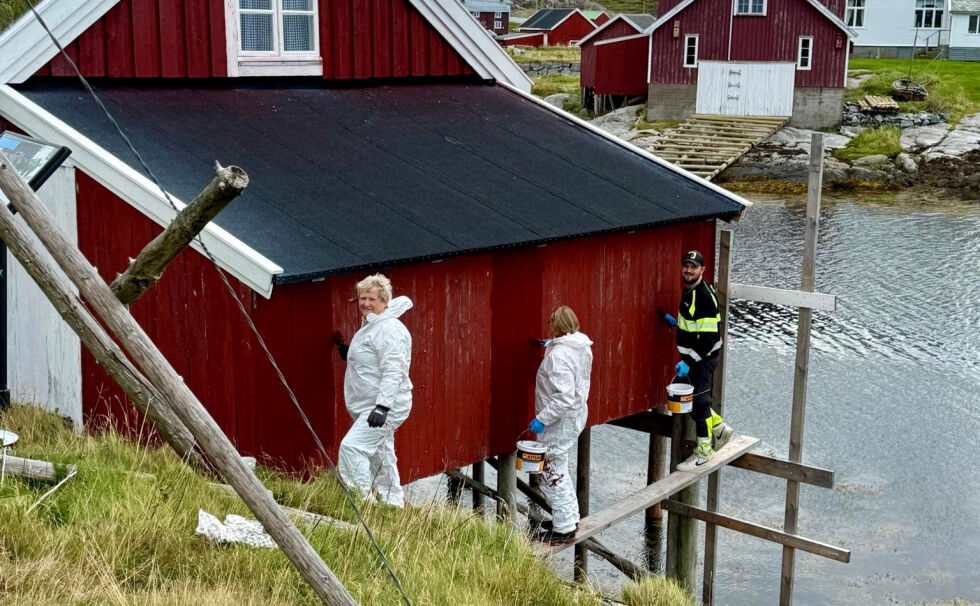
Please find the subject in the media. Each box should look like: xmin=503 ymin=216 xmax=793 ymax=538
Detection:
xmin=666 ymin=382 xmax=694 ymax=414
xmin=516 ymin=440 xmax=547 ymax=474
xmin=241 ymin=456 xmax=257 ymax=471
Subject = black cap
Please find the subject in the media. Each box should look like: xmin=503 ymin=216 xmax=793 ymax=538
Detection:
xmin=682 ymin=250 xmax=704 ymax=267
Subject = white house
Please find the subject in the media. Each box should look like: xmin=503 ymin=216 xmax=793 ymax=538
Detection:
xmin=949 ymin=0 xmax=980 ymax=59
xmin=848 ymin=0 xmax=951 ymax=57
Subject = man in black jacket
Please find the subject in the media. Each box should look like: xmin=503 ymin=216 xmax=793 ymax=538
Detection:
xmin=664 ymin=250 xmax=734 ymax=471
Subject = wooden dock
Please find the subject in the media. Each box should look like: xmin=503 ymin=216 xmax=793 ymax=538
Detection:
xmin=649 ymin=115 xmax=788 ymax=181
xmin=532 ymin=434 xmax=759 ymax=557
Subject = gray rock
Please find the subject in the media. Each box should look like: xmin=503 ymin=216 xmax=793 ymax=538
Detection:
xmin=824 ymin=156 xmax=851 ymax=181
xmin=840 ymin=126 xmax=864 ymax=137
xmin=542 ymin=93 xmax=573 ymax=109
xmin=623 ymin=128 xmax=660 ymax=143
xmin=849 ymin=166 xmax=890 ymax=181
xmin=845 ymin=73 xmax=874 ymax=89
xmin=895 ymin=152 xmax=918 ymax=175
xmin=923 ymin=114 xmax=980 ymax=159
xmin=852 ymin=154 xmax=890 ymax=166
xmin=762 ymin=126 xmax=851 ymax=151
xmin=966 ymin=172 xmax=980 ymax=185
xmin=900 ymin=124 xmax=950 ymax=150
xmin=590 ymin=104 xmax=644 ymax=136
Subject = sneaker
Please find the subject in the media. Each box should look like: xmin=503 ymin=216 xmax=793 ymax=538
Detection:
xmin=677 ymin=450 xmax=712 ymax=472
xmin=532 ymin=527 xmax=577 ymax=545
xmin=713 ymin=423 xmax=734 ymax=451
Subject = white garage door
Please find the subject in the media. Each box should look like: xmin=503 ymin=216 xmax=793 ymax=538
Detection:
xmin=696 ymin=61 xmax=795 ymax=117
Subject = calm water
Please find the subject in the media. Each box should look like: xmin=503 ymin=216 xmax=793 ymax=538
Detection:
xmin=407 ymin=190 xmax=980 ymax=605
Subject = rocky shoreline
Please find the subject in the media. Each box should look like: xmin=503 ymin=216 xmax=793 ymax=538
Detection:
xmin=543 ymin=93 xmax=980 ymax=193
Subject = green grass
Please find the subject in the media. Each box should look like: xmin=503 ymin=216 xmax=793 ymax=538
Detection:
xmin=594 ymin=0 xmax=659 ymax=15
xmin=621 ymin=575 xmax=695 ymax=606
xmin=505 ymin=46 xmax=581 ymax=64
xmin=847 ymin=59 xmax=980 ymax=123
xmin=833 ymin=125 xmax=903 ymax=161
xmin=0 ymin=404 xmax=605 ymax=606
xmin=0 ymin=0 xmax=28 ymax=32
xmin=531 ymin=74 xmax=580 ymax=97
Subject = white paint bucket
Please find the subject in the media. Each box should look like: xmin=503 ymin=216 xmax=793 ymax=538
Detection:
xmin=666 ymin=383 xmax=694 ymax=414
xmin=241 ymin=456 xmax=257 ymax=471
xmin=516 ymin=440 xmax=547 ymax=474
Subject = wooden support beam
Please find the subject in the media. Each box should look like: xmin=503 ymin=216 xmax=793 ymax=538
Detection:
xmin=496 ymin=452 xmax=517 ymax=527
xmin=780 ymin=133 xmax=824 ymax=606
xmin=535 ymin=435 xmax=759 ymax=557
xmin=730 ymin=283 xmax=837 ymax=312
xmin=663 ymin=500 xmax=850 ymax=563
xmin=730 ymin=453 xmax=834 ymax=488
xmin=109 ymin=164 xmax=248 ymax=305
xmin=472 ymin=460 xmax=485 ymax=511
xmin=2 ymin=455 xmax=76 ymax=481
xmin=574 ymin=427 xmax=591 ymax=582
xmin=0 ymin=157 xmax=357 ymax=606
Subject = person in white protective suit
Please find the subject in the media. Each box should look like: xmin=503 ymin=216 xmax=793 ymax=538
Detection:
xmin=528 ymin=305 xmax=593 ymax=545
xmin=335 ymin=273 xmax=413 ymax=507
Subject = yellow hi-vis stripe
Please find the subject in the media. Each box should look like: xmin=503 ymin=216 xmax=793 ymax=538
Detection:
xmin=677 ymin=316 xmax=719 ymax=332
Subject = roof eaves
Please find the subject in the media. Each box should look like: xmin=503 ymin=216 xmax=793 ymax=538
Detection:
xmin=803 ymin=0 xmax=857 ymax=38
xmin=594 ymin=31 xmax=650 ymax=46
xmin=495 ymin=80 xmax=751 ymax=213
xmin=410 ymin=0 xmax=532 ymax=92
xmin=0 ymin=84 xmax=282 ymax=297
xmin=0 ymin=0 xmax=120 ymax=85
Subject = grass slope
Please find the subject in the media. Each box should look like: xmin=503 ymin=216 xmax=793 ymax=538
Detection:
xmin=0 ymin=405 xmax=604 ymax=606
xmin=848 ymin=58 xmax=980 ymax=124
xmin=0 ymin=0 xmax=27 ymax=32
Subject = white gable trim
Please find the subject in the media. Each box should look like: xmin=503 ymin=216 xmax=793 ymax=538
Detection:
xmin=0 ymin=0 xmax=121 ymax=84
xmin=409 ymin=0 xmax=532 ymax=92
xmin=577 ymin=14 xmax=644 ymax=46
xmin=649 ymin=0 xmax=856 ymax=39
xmin=496 ymin=81 xmax=751 ymax=212
xmin=0 ymin=85 xmax=282 ymax=297
xmin=594 ymin=31 xmax=651 ymax=46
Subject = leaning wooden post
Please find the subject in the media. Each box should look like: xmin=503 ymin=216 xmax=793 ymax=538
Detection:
xmin=496 ymin=453 xmax=518 ymax=526
xmin=702 ymin=229 xmax=733 ymax=606
xmin=779 ymin=133 xmax=823 ymax=606
xmin=574 ymin=426 xmax=591 ymax=582
xmin=110 ymin=163 xmax=246 ymax=305
xmin=0 ymin=159 xmax=358 ymax=606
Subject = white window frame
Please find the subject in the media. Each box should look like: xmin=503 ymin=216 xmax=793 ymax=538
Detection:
xmin=471 ymin=11 xmax=480 ymax=18
xmin=494 ymin=20 xmax=503 ymax=30
xmin=227 ymin=0 xmax=322 ymax=77
xmin=914 ymin=0 xmax=944 ymax=29
xmin=845 ymin=0 xmax=865 ymax=28
xmin=735 ymin=0 xmax=767 ymax=16
xmin=494 ymin=11 xmax=502 ymax=19
xmin=797 ymin=36 xmax=813 ymax=70
xmin=684 ymin=34 xmax=699 ymax=68
xmin=968 ymin=14 xmax=979 ymax=34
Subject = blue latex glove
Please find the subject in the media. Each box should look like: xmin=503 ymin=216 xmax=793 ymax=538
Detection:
xmin=529 ymin=338 xmax=551 ymax=347
xmin=675 ymin=360 xmax=690 ymax=377
xmin=663 ymin=313 xmax=677 ymax=327
xmin=530 ymin=418 xmax=545 ymax=433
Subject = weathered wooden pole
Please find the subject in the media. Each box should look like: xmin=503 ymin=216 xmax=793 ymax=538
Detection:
xmin=472 ymin=460 xmax=485 ymax=511
xmin=574 ymin=427 xmax=591 ymax=582
xmin=779 ymin=133 xmax=824 ymax=606
xmin=496 ymin=452 xmax=517 ymax=526
xmin=447 ymin=469 xmax=464 ymax=505
xmin=666 ymin=413 xmax=698 ymax=589
xmin=702 ymin=229 xmax=733 ymax=606
xmin=0 ymin=158 xmax=358 ymax=606
xmin=110 ymin=164 xmax=247 ymax=305
xmin=645 ymin=428 xmax=667 ymax=573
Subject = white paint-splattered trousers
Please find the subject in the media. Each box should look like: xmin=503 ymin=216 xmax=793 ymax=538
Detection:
xmin=338 ymin=412 xmax=404 ymax=507
xmin=540 ymin=443 xmax=579 ymax=534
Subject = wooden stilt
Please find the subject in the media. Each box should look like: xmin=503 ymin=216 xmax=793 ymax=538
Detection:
xmin=667 ymin=414 xmax=699 ymax=588
xmin=645 ymin=429 xmax=667 ymax=573
xmin=447 ymin=470 xmax=464 ymax=505
xmin=574 ymin=427 xmax=591 ymax=583
xmin=472 ymin=460 xmax=485 ymax=511
xmin=779 ymin=134 xmax=824 ymax=606
xmin=703 ymin=229 xmax=733 ymax=606
xmin=496 ymin=453 xmax=517 ymax=526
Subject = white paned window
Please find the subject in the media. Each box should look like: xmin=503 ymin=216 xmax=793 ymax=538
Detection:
xmin=684 ymin=35 xmax=698 ymax=67
xmin=736 ymin=0 xmax=766 ymax=15
xmin=494 ymin=12 xmax=502 ymax=18
xmin=846 ymin=0 xmax=865 ymax=28
xmin=969 ymin=14 xmax=979 ymax=33
xmin=494 ymin=20 xmax=503 ymax=29
xmin=471 ymin=11 xmax=480 ymax=18
xmin=239 ymin=0 xmax=317 ymax=55
xmin=914 ymin=0 xmax=943 ymax=29
xmin=797 ymin=36 xmax=813 ymax=70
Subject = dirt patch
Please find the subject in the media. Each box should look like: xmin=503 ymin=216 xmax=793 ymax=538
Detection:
xmin=918 ymin=153 xmax=980 ymax=190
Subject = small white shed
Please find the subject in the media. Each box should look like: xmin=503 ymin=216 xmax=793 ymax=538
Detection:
xmin=950 ymin=0 xmax=980 ymax=60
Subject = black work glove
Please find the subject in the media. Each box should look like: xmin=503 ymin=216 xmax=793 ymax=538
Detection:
xmin=332 ymin=331 xmax=349 ymax=361
xmin=367 ymin=405 xmax=389 ymax=428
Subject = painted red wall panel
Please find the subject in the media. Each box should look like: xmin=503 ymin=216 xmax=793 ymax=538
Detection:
xmin=549 ymin=13 xmax=597 ymax=46
xmin=500 ymin=33 xmax=546 ymax=47
xmin=592 ymin=13 xmax=611 ymax=26
xmin=75 ymin=171 xmax=717 ymax=482
xmin=650 ymin=0 xmax=846 ymax=88
xmin=580 ymin=19 xmax=644 ymax=88
xmin=593 ymin=35 xmax=650 ymax=95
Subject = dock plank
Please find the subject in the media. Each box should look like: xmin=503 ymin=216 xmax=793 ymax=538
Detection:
xmin=533 ymin=435 xmax=759 ymax=557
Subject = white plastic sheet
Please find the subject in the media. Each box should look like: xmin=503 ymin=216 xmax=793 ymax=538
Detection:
xmin=195 ymin=509 xmax=276 ymax=549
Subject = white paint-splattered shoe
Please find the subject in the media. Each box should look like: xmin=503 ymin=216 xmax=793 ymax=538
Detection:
xmin=713 ymin=423 xmax=734 ymax=451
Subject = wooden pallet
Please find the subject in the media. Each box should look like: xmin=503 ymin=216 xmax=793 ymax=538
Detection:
xmin=857 ymin=95 xmax=900 ymax=113
xmin=532 ymin=434 xmax=760 ymax=557
xmin=649 ymin=115 xmax=788 ymax=181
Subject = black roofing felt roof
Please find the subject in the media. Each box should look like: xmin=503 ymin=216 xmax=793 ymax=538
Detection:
xmin=19 ymin=81 xmax=743 ymax=283
xmin=520 ymin=8 xmax=575 ymax=30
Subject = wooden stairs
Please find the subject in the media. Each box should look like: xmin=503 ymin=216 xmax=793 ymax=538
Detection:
xmin=649 ymin=114 xmax=789 ymax=181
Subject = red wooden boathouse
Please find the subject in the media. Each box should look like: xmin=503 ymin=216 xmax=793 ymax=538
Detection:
xmin=0 ymin=0 xmax=749 ymax=484
xmin=512 ymin=7 xmax=596 ymax=46
xmin=579 ymin=13 xmax=656 ymax=100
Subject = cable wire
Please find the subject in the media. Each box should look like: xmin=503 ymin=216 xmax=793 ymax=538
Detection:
xmin=21 ymin=2 xmax=412 ymax=603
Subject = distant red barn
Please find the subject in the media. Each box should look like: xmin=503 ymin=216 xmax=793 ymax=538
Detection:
xmin=516 ymin=8 xmax=596 ymax=46
xmin=579 ymin=13 xmax=656 ymax=98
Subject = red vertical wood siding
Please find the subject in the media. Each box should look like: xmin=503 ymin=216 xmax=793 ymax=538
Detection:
xmin=38 ymin=0 xmax=226 ymax=78
xmin=593 ymin=35 xmax=650 ymax=96
xmin=580 ymin=19 xmax=643 ymax=88
xmin=649 ymin=0 xmax=846 ymax=88
xmin=75 ymin=171 xmax=716 ymax=482
xmin=500 ymin=33 xmax=546 ymax=47
xmin=592 ymin=13 xmax=611 ymax=26
xmin=548 ymin=12 xmax=597 ymax=46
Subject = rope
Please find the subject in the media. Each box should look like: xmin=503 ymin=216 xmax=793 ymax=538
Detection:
xmin=21 ymin=2 xmax=412 ymax=603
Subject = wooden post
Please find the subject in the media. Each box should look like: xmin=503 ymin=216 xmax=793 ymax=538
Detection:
xmin=645 ymin=430 xmax=666 ymax=573
xmin=472 ymin=460 xmax=485 ymax=511
xmin=779 ymin=133 xmax=823 ymax=606
xmin=574 ymin=427 xmax=591 ymax=583
xmin=666 ymin=414 xmax=698 ymax=588
xmin=496 ymin=452 xmax=517 ymax=526
xmin=703 ymin=229 xmax=733 ymax=606
xmin=447 ymin=469 xmax=464 ymax=505
xmin=0 ymin=158 xmax=358 ymax=606
xmin=110 ymin=164 xmax=247 ymax=305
